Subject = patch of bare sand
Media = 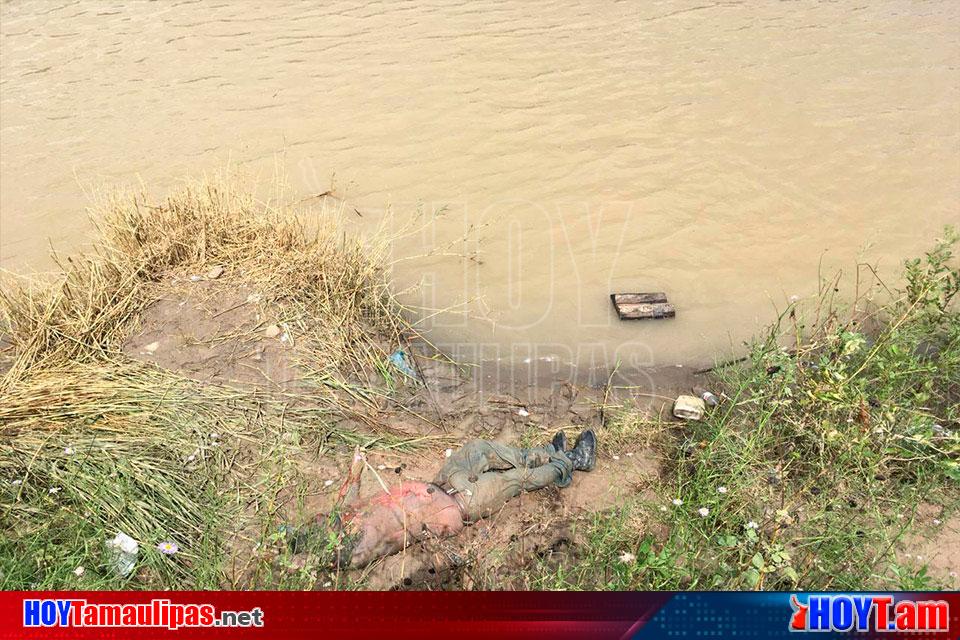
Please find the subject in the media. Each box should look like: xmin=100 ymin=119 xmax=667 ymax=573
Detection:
xmin=903 ymin=504 xmax=959 ymax=588
xmin=123 ymin=276 xmax=304 ymax=390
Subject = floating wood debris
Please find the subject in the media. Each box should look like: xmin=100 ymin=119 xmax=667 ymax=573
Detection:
xmin=610 ymin=292 xmax=676 ymax=320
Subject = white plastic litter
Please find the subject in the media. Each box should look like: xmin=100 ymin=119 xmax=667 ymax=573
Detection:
xmin=106 ymin=532 xmax=139 ymax=577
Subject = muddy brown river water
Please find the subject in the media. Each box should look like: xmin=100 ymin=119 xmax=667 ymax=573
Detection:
xmin=1 ymin=0 xmax=958 ymax=377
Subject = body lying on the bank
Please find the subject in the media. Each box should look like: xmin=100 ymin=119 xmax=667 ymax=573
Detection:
xmin=304 ymin=430 xmax=597 ymax=568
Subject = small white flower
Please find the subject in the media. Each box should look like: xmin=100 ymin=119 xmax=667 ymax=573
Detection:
xmin=698 ymin=507 xmax=710 ymax=517
xmin=672 ymin=498 xmax=683 ymax=506
xmin=618 ymin=552 xmax=636 ymax=564
xmin=64 ymin=447 xmax=75 ymax=455
xmin=933 ymin=519 xmax=942 ymax=526
xmin=625 ymin=452 xmax=634 ymax=457
xmin=916 ymin=555 xmax=923 ymax=561
xmin=11 ymin=479 xmax=22 ymax=486
xmin=612 ymin=455 xmax=620 ymax=461
xmin=48 ymin=487 xmax=61 ymax=494
xmin=949 ymin=571 xmax=957 ymax=578
xmin=323 ymin=581 xmax=332 ymax=587
xmin=717 ymin=486 xmax=728 ymax=494
xmin=517 ymin=408 xmax=530 ymax=417
xmin=659 ymin=505 xmax=668 ymax=512
xmin=444 ymin=449 xmax=453 ymax=458
xmin=746 ymin=521 xmax=759 ymax=529
xmin=210 ymin=433 xmax=220 ymax=439
xmin=73 ymin=566 xmax=85 ymax=577
xmin=323 ymin=479 xmax=334 ymax=487
xmin=157 ymin=541 xmax=179 ymax=555
xmin=789 ymin=295 xmax=799 ymax=303
xmin=376 ymin=464 xmax=386 ymax=471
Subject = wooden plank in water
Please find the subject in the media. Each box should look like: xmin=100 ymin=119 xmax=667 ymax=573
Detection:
xmin=611 ymin=292 xmax=668 ymax=305
xmin=611 ymin=293 xmax=675 ymax=320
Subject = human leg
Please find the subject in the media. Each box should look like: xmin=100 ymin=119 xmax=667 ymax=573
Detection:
xmin=436 ymin=440 xmax=573 ymax=522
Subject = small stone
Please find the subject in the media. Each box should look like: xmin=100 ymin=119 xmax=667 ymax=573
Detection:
xmin=263 ymin=325 xmax=282 ymax=339
xmin=517 ymin=408 xmax=530 ymax=417
xmin=444 ymin=449 xmax=453 ymax=458
xmin=673 ymin=395 xmax=705 ymax=420
xmin=143 ymin=341 xmax=160 ymax=354
xmin=323 ymin=480 xmax=334 ymax=487
xmin=205 ymin=265 xmax=224 ymax=279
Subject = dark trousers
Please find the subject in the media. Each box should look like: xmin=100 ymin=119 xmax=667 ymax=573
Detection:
xmin=434 ymin=440 xmax=573 ymax=522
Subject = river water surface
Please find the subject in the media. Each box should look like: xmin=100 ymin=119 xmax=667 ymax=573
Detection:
xmin=1 ymin=1 xmax=958 ymax=375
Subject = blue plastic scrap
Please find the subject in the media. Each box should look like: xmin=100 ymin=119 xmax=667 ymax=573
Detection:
xmin=389 ymin=349 xmax=418 ymax=378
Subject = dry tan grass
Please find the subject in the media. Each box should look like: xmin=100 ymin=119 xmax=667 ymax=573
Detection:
xmin=1 ymin=177 xmax=403 ymax=388
xmin=0 ymin=176 xmax=423 ymax=588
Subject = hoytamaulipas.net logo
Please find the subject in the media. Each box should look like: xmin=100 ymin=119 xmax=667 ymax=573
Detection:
xmin=23 ymin=598 xmax=264 ymax=630
xmin=789 ymin=594 xmax=949 ymax=633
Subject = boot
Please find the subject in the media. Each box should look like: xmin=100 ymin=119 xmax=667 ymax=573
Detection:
xmin=566 ymin=429 xmax=597 ymax=471
xmin=551 ymin=430 xmax=567 ymax=452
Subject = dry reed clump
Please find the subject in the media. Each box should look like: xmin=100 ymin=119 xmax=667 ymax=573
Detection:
xmin=1 ymin=179 xmax=402 ymax=387
xmin=0 ymin=178 xmax=416 ymax=588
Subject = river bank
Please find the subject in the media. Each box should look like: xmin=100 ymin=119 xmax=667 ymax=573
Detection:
xmin=1 ymin=182 xmax=956 ymax=590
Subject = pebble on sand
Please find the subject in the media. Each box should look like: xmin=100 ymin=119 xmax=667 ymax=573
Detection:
xmin=263 ymin=324 xmax=282 ymax=338
xmin=143 ymin=341 xmax=160 ymax=353
xmin=205 ymin=265 xmax=224 ymax=279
